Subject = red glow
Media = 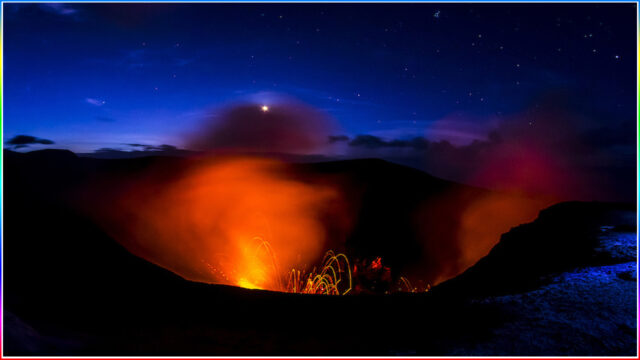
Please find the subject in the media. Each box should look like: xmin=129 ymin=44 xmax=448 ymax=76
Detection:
xmin=102 ymin=157 xmax=338 ymax=291
xmin=455 ymin=193 xmax=554 ymax=279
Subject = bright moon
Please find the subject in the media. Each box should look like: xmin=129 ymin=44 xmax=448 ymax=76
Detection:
xmin=261 ymin=105 xmax=269 ymax=112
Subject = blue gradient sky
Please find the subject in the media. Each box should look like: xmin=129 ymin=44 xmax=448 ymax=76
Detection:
xmin=4 ymin=3 xmax=635 ymax=153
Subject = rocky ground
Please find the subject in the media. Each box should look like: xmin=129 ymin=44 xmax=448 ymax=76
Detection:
xmin=451 ymin=228 xmax=636 ymax=355
xmin=432 ymin=202 xmax=637 ymax=356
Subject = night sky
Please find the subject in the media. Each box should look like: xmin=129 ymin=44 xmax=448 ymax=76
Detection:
xmin=3 ymin=3 xmax=637 ymax=201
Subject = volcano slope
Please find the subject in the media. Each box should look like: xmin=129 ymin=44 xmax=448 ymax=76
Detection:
xmin=2 ymin=149 xmax=636 ymax=355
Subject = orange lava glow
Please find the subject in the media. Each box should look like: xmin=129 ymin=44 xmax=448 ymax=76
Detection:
xmin=105 ymin=157 xmax=338 ymax=291
xmin=237 ymin=278 xmax=262 ymax=290
xmin=456 ymin=193 xmax=553 ymax=276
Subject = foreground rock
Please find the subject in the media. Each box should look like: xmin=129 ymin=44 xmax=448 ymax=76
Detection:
xmin=433 ymin=201 xmax=637 ymax=355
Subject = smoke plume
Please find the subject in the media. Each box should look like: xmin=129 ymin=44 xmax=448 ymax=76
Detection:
xmin=188 ymin=98 xmax=335 ymax=155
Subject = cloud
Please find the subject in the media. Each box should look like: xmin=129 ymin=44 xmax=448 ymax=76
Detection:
xmin=348 ymin=135 xmax=429 ymax=150
xmin=187 ymin=97 xmax=335 ymax=154
xmin=126 ymin=143 xmax=178 ymax=152
xmin=348 ymin=135 xmax=389 ymax=149
xmin=328 ymin=135 xmax=350 ymax=143
xmin=39 ymin=3 xmax=78 ymax=16
xmin=6 ymin=135 xmax=55 ymax=149
xmin=84 ymin=144 xmax=189 ymax=159
xmin=94 ymin=147 xmax=121 ymax=154
xmin=86 ymin=98 xmax=106 ymax=106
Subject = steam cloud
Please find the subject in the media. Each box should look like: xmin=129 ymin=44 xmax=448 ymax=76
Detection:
xmin=335 ymin=95 xmax=634 ymax=202
xmin=95 ymin=157 xmax=340 ymax=290
xmin=188 ymin=99 xmax=335 ymax=155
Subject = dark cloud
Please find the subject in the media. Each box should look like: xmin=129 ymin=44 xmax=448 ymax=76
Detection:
xmin=94 ymin=147 xmax=121 ymax=154
xmin=81 ymin=144 xmax=190 ymax=159
xmin=6 ymin=135 xmax=55 ymax=149
xmin=348 ymin=135 xmax=388 ymax=149
xmin=126 ymin=143 xmax=177 ymax=152
xmin=188 ymin=98 xmax=335 ymax=154
xmin=349 ymin=135 xmax=430 ymax=150
xmin=328 ymin=135 xmax=350 ymax=143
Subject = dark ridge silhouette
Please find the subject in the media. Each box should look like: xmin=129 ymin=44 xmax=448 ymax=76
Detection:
xmin=433 ymin=200 xmax=637 ymax=297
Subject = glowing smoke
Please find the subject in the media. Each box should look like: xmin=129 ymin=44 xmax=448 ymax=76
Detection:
xmin=100 ymin=157 xmax=339 ymax=291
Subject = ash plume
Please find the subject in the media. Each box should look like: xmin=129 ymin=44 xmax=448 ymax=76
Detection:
xmin=188 ymin=98 xmax=335 ymax=155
